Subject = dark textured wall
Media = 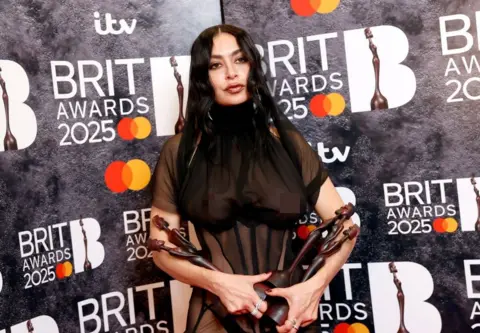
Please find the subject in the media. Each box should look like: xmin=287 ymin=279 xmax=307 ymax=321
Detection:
xmin=1 ymin=0 xmax=480 ymax=332
xmin=222 ymin=0 xmax=480 ymax=332
xmin=0 ymin=1 xmax=220 ymax=332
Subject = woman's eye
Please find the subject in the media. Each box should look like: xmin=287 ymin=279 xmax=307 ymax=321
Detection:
xmin=209 ymin=63 xmax=220 ymax=70
xmin=236 ymin=57 xmax=247 ymax=63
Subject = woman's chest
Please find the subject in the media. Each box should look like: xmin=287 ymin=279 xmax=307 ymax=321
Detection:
xmin=180 ymin=147 xmax=307 ymax=228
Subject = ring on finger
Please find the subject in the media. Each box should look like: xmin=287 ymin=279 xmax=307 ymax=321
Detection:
xmin=250 ymin=299 xmax=262 ymax=316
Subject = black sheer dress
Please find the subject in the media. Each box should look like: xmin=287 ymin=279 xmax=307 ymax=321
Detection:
xmin=152 ymin=99 xmax=328 ymax=332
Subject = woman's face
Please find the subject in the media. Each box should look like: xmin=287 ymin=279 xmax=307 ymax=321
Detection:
xmin=208 ymin=32 xmax=251 ymax=106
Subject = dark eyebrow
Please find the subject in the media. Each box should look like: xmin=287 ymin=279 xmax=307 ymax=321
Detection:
xmin=210 ymin=49 xmax=243 ymax=59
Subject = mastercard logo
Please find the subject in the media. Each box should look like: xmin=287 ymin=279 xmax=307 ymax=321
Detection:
xmin=105 ymin=159 xmax=151 ymax=193
xmin=334 ymin=322 xmax=370 ymax=333
xmin=291 ymin=0 xmax=341 ymax=16
xmin=296 ymin=224 xmax=317 ymax=240
xmin=310 ymin=93 xmax=346 ymax=117
xmin=433 ymin=217 xmax=458 ymax=233
xmin=56 ymin=261 xmax=73 ymax=279
xmin=117 ymin=117 xmax=152 ymax=140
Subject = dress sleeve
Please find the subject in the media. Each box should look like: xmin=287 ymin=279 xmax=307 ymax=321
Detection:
xmin=151 ymin=134 xmax=181 ymax=214
xmin=289 ymin=130 xmax=329 ymax=206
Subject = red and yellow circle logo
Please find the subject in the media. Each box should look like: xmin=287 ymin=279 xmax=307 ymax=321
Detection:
xmin=334 ymin=322 xmax=370 ymax=333
xmin=105 ymin=159 xmax=151 ymax=193
xmin=433 ymin=217 xmax=458 ymax=233
xmin=296 ymin=225 xmax=317 ymax=240
xmin=56 ymin=261 xmax=73 ymax=279
xmin=291 ymin=0 xmax=341 ymax=16
xmin=310 ymin=93 xmax=346 ymax=117
xmin=117 ymin=117 xmax=152 ymax=140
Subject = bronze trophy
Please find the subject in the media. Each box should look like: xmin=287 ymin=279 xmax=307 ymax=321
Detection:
xmin=389 ymin=262 xmax=410 ymax=333
xmin=365 ymin=28 xmax=389 ymax=110
xmin=0 ymin=67 xmax=18 ymax=150
xmin=80 ymin=217 xmax=92 ymax=270
xmin=148 ymin=203 xmax=359 ymax=326
xmin=470 ymin=175 xmax=480 ymax=231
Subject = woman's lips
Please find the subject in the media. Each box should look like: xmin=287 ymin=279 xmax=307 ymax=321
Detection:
xmin=225 ymin=84 xmax=244 ymax=94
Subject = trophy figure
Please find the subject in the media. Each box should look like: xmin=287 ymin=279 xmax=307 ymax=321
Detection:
xmin=470 ymin=175 xmax=480 ymax=231
xmin=80 ymin=217 xmax=92 ymax=270
xmin=264 ymin=204 xmax=359 ymax=324
xmin=389 ymin=262 xmax=410 ymax=333
xmin=0 ymin=67 xmax=18 ymax=150
xmin=365 ymin=28 xmax=389 ymax=110
xmin=27 ymin=320 xmax=34 ymax=333
xmin=148 ymin=203 xmax=359 ymax=326
xmin=170 ymin=56 xmax=185 ymax=134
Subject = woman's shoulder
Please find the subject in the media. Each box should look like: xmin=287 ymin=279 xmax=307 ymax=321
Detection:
xmin=163 ymin=132 xmax=183 ymax=148
xmin=159 ymin=133 xmax=183 ymax=159
xmin=269 ymin=125 xmax=305 ymax=144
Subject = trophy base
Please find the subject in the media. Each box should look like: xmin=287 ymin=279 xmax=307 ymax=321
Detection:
xmin=261 ymin=296 xmax=289 ymax=326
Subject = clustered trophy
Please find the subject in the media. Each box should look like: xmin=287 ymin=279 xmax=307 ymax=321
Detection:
xmin=148 ymin=203 xmax=359 ymax=326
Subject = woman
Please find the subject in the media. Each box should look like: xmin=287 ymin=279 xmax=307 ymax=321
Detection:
xmin=149 ymin=24 xmax=358 ymax=333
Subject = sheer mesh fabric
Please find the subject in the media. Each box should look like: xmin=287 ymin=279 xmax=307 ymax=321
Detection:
xmin=151 ymin=99 xmax=328 ymax=332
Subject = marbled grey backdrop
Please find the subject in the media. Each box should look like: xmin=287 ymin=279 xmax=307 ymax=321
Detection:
xmin=1 ymin=0 xmax=479 ymax=332
xmin=0 ymin=0 xmax=221 ymax=331
xmin=223 ymin=0 xmax=480 ymax=332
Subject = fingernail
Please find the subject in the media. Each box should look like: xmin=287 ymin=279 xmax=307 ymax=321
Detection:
xmin=266 ymin=289 xmax=272 ymax=293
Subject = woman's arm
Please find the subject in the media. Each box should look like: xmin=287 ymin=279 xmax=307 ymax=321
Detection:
xmin=307 ymin=177 xmax=358 ymax=287
xmin=149 ymin=205 xmax=220 ymax=293
xmin=267 ymin=177 xmax=358 ymax=332
xmin=149 ymin=205 xmax=272 ymax=318
xmin=276 ymin=177 xmax=358 ymax=294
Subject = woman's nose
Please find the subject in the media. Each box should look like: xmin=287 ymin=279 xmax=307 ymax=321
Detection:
xmin=225 ymin=63 xmax=238 ymax=80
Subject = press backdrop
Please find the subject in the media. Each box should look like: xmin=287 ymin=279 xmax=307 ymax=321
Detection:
xmin=1 ymin=1 xmax=479 ymax=332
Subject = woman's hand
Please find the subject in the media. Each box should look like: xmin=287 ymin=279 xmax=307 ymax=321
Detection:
xmin=265 ymin=279 xmax=326 ymax=332
xmin=209 ymin=271 xmax=272 ymax=319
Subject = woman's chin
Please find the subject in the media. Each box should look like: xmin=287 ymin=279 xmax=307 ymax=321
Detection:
xmin=216 ymin=91 xmax=251 ymax=106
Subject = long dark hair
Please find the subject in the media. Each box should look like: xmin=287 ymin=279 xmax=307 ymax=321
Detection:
xmin=176 ymin=24 xmax=303 ymax=201
xmin=185 ymin=24 xmax=275 ymax=135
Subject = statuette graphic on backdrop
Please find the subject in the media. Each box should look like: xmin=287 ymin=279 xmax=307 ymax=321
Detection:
xmin=389 ymin=262 xmax=410 ymax=333
xmin=170 ymin=56 xmax=191 ymax=239
xmin=470 ymin=175 xmax=480 ymax=232
xmin=0 ymin=67 xmax=18 ymax=150
xmin=80 ymin=217 xmax=92 ymax=271
xmin=170 ymin=56 xmax=186 ymax=134
xmin=365 ymin=28 xmax=389 ymax=110
xmin=27 ymin=320 xmax=34 ymax=333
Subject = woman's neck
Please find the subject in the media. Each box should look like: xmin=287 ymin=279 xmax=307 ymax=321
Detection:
xmin=209 ymin=98 xmax=256 ymax=134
